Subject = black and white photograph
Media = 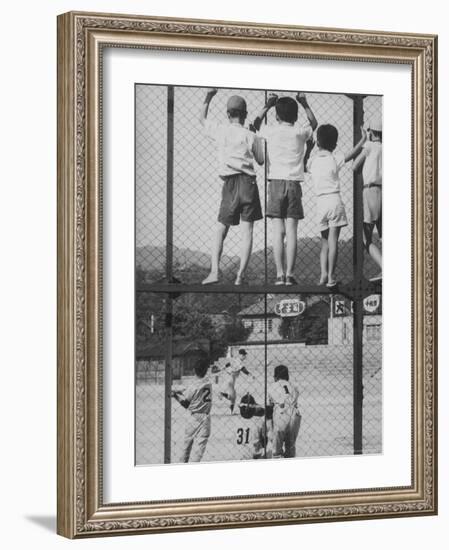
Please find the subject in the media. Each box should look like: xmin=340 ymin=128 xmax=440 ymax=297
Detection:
xmin=1 ymin=0 xmax=442 ymax=544
xmin=53 ymin=7 xmax=437 ymax=541
xmin=135 ymin=84 xmax=383 ymax=465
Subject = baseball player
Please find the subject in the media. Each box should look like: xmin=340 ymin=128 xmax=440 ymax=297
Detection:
xmin=219 ymin=348 xmax=254 ymax=414
xmin=268 ymin=365 xmax=301 ymax=458
xmin=234 ymin=393 xmax=273 ymax=460
xmin=172 ymin=358 xmax=212 ymax=463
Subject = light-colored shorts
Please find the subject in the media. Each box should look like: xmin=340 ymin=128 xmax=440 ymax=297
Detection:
xmin=316 ymin=193 xmax=348 ymax=233
xmin=363 ymin=184 xmax=382 ymax=224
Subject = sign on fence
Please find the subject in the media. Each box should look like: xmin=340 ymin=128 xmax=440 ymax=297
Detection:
xmin=334 ymin=295 xmax=381 ymax=316
xmin=274 ymin=299 xmax=306 ymax=317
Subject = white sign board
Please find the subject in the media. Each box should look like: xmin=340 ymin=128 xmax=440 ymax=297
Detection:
xmin=274 ymin=299 xmax=306 ymax=317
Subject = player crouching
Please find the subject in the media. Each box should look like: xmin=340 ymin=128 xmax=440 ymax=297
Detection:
xmin=235 ymin=393 xmax=273 ymax=460
xmin=172 ymin=357 xmax=212 ymax=463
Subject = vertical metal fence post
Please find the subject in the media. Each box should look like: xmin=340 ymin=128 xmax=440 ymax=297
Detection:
xmin=136 ymin=86 xmax=383 ymax=464
xmin=264 ymin=90 xmax=268 ymax=286
xmin=352 ymin=94 xmax=365 ymax=455
xmin=164 ymin=85 xmax=175 ymax=464
xmin=263 ymin=90 xmax=268 ymax=458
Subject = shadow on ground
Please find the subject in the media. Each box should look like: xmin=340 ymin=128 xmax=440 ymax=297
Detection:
xmin=25 ymin=515 xmax=56 ymax=533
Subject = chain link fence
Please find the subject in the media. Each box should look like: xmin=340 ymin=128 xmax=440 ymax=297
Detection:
xmin=136 ymin=85 xmax=167 ymax=284
xmin=135 ymin=84 xmax=383 ymax=465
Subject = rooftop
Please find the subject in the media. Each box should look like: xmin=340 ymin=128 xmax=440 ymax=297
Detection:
xmin=238 ymin=294 xmax=327 ymax=317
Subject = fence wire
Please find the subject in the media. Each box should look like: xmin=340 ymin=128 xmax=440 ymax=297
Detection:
xmin=136 ymin=85 xmax=167 ymax=284
xmin=135 ymin=84 xmax=383 ymax=465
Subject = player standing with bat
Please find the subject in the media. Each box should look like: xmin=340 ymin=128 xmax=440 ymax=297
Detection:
xmin=172 ymin=358 xmax=212 ymax=463
xmin=268 ymin=364 xmax=302 ymax=458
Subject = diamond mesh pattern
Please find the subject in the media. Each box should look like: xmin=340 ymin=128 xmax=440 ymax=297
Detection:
xmin=135 ymin=85 xmax=383 ymax=465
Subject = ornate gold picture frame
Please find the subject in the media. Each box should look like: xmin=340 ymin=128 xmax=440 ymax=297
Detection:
xmin=57 ymin=11 xmax=437 ymax=538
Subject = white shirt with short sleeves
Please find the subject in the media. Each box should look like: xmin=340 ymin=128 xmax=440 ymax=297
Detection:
xmin=183 ymin=377 xmax=212 ymax=414
xmin=362 ymin=141 xmax=382 ymax=186
xmin=307 ymin=149 xmax=346 ymax=196
xmin=203 ymin=120 xmax=264 ymax=178
xmin=259 ymin=121 xmax=312 ymax=181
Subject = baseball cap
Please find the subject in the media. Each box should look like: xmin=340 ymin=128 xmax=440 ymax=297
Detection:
xmin=367 ymin=114 xmax=382 ymax=132
xmin=227 ymin=95 xmax=247 ymax=112
xmin=274 ymin=364 xmax=289 ymax=381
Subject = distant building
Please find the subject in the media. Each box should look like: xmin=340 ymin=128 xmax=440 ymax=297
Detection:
xmin=236 ymin=293 xmax=382 ymax=347
xmin=328 ymin=294 xmax=382 ymax=345
xmin=136 ymin=338 xmax=210 ymax=383
xmin=237 ymin=294 xmax=329 ymax=345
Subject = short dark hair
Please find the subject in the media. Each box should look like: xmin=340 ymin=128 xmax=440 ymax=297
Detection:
xmin=274 ymin=364 xmax=289 ymax=381
xmin=275 ymin=97 xmax=298 ymax=124
xmin=317 ymin=124 xmax=339 ymax=152
xmin=194 ymin=353 xmax=209 ymax=378
xmin=238 ymin=348 xmax=247 ymax=356
xmin=227 ymin=108 xmax=246 ymax=121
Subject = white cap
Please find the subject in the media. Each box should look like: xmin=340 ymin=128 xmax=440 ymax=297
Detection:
xmin=367 ymin=114 xmax=382 ymax=132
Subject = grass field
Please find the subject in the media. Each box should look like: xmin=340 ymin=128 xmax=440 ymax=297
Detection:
xmin=136 ymin=359 xmax=382 ymax=465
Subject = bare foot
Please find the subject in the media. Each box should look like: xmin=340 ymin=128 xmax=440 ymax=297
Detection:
xmin=202 ymin=273 xmax=220 ymax=285
xmin=234 ymin=273 xmax=245 ymax=286
xmin=318 ymin=275 xmax=328 ymax=285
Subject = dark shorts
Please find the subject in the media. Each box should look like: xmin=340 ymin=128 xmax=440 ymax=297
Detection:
xmin=266 ymin=179 xmax=304 ymax=220
xmin=218 ymin=174 xmax=263 ymax=226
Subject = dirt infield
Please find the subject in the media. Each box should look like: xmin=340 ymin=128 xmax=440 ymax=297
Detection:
xmin=136 ymin=344 xmax=382 ymax=465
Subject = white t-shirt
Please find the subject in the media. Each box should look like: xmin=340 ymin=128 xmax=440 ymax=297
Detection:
xmin=183 ymin=377 xmax=212 ymax=414
xmin=362 ymin=141 xmax=382 ymax=186
xmin=307 ymin=149 xmax=346 ymax=196
xmin=259 ymin=121 xmax=313 ymax=181
xmin=204 ymin=120 xmax=264 ymax=178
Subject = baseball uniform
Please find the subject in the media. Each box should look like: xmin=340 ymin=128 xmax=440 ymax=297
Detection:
xmin=268 ymin=379 xmax=301 ymax=458
xmin=179 ymin=377 xmax=212 ymax=463
xmin=231 ymin=415 xmax=272 ymax=460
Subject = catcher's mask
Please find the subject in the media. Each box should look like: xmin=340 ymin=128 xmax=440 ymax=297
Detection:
xmin=239 ymin=393 xmax=256 ymax=419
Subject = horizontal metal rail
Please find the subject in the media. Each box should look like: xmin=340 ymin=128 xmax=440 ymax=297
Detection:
xmin=136 ymin=281 xmax=382 ymax=299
